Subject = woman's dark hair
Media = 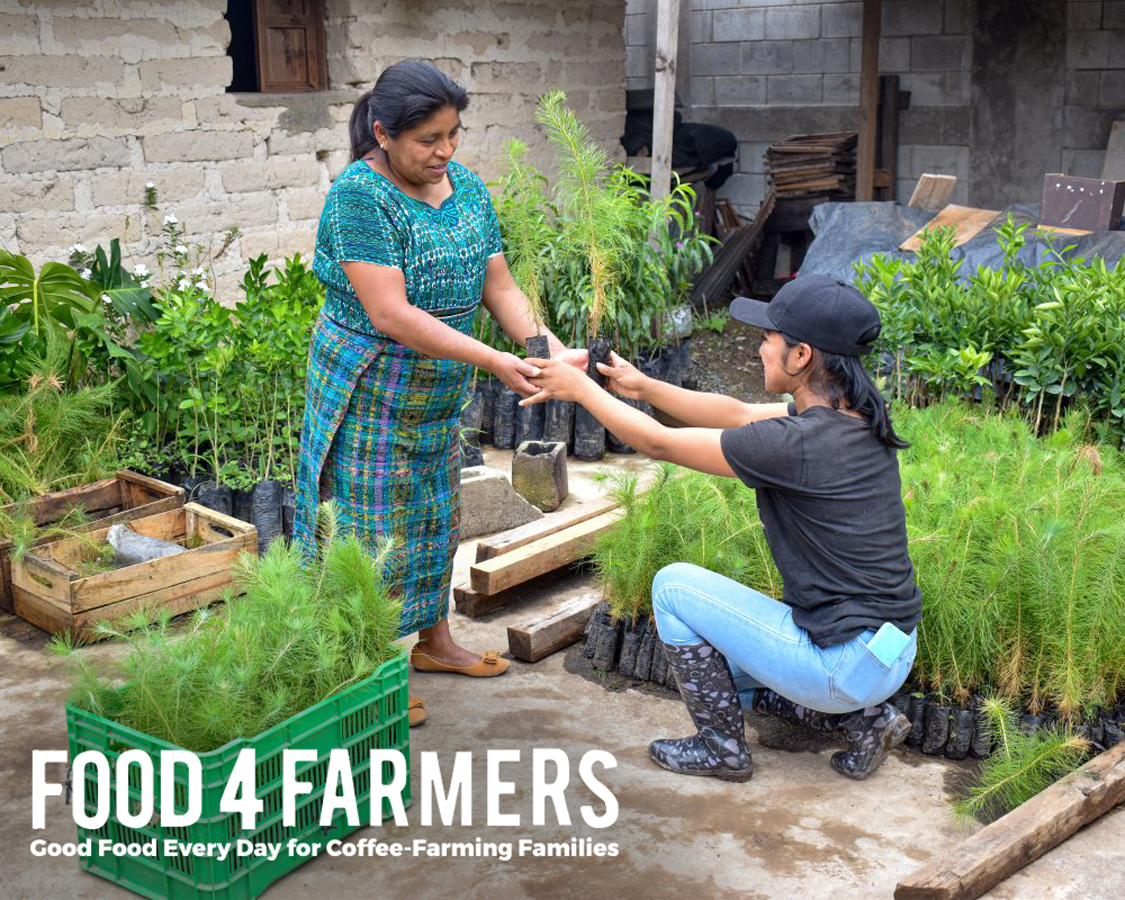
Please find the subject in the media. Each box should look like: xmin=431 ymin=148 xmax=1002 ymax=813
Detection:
xmin=782 ymin=333 xmax=910 ymax=450
xmin=349 ymin=60 xmax=469 ymax=161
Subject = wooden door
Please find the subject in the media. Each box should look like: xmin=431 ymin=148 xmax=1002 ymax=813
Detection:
xmin=254 ymin=0 xmax=328 ymax=93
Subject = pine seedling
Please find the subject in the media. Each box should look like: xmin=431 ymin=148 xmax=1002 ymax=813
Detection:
xmin=535 ymin=90 xmax=631 ymax=338
xmin=496 ymin=139 xmax=553 ymax=334
xmin=952 ymin=696 xmax=1089 ymax=823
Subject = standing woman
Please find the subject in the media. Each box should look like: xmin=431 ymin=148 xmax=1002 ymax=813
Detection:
xmin=295 ymin=61 xmax=582 ymax=727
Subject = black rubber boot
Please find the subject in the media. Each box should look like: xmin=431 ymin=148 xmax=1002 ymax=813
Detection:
xmin=831 ymin=702 xmax=913 ymax=780
xmin=751 ymin=690 xmax=910 ymax=780
xmin=648 ymin=642 xmax=754 ymax=782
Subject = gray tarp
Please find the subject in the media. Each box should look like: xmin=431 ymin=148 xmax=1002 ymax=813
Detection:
xmin=800 ymin=201 xmax=1125 ymax=284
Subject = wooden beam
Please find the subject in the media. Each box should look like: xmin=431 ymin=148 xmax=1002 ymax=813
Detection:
xmin=469 ymin=509 xmax=623 ymax=596
xmin=650 ymin=0 xmax=680 ymax=202
xmin=507 ymin=591 xmax=602 ymax=662
xmin=475 ymin=499 xmax=617 ymax=563
xmin=894 ymin=741 xmax=1125 ymax=900
xmin=856 ymin=0 xmax=881 ymax=201
xmin=877 ymin=74 xmax=900 ymax=200
xmin=453 ymin=564 xmax=585 ymax=619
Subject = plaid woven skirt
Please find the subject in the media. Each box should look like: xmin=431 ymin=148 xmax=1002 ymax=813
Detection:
xmin=294 ymin=312 xmax=471 ymax=636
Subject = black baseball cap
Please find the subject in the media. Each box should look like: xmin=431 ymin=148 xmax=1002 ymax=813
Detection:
xmin=729 ymin=275 xmax=881 ymax=357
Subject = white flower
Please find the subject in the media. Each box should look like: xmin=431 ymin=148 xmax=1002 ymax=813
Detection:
xmin=174 ymin=243 xmax=187 ymax=255
xmin=69 ymin=243 xmax=87 ymax=255
xmin=163 ymin=214 xmax=178 ymax=226
xmin=178 ymin=278 xmax=192 ymax=291
xmin=100 ymin=293 xmax=112 ymax=306
xmin=193 ymin=265 xmax=206 ymax=275
xmin=195 ymin=280 xmax=208 ymax=291
xmin=145 ymin=181 xmax=155 ymax=189
xmin=81 ymin=268 xmax=92 ymax=279
xmin=133 ymin=264 xmax=149 ymax=277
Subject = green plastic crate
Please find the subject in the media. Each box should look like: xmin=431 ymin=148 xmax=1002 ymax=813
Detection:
xmin=66 ymin=650 xmax=411 ymax=900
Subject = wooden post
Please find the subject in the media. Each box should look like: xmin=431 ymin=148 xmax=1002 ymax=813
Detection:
xmin=650 ymin=0 xmax=680 ymax=202
xmin=856 ymin=0 xmax=881 ymax=201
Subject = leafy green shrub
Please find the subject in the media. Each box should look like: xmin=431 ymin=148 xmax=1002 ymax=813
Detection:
xmin=594 ymin=402 xmax=1125 ymax=718
xmin=55 ymin=504 xmax=402 ymax=753
xmin=853 ymin=218 xmax=1125 ymax=444
xmin=953 ymin=697 xmax=1089 ymax=822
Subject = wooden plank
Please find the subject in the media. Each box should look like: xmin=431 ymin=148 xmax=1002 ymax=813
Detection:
xmin=908 ymin=173 xmax=958 ymax=211
xmin=12 ymin=584 xmax=73 ymax=635
xmin=475 ymin=499 xmax=618 ymax=563
xmin=899 ymin=204 xmax=1001 ymax=252
xmin=855 ymin=0 xmax=881 ymax=201
xmin=11 ymin=554 xmax=75 ymax=605
xmin=1035 ymin=223 xmax=1092 ymax=236
xmin=895 ymin=741 xmax=1125 ymax=900
xmin=507 ymin=591 xmax=602 ymax=662
xmin=454 ymin=564 xmax=585 ymax=618
xmin=73 ymin=570 xmax=237 ymax=638
xmin=649 ymin=0 xmax=680 ymax=203
xmin=469 ymin=509 xmax=624 ymax=596
xmin=0 ymin=477 xmax=119 ymax=528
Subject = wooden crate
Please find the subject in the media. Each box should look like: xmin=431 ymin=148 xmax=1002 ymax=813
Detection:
xmin=10 ymin=503 xmax=256 ymax=637
xmin=0 ymin=471 xmax=184 ymax=615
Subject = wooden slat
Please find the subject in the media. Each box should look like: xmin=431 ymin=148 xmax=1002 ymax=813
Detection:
xmin=507 ymin=591 xmax=602 ymax=662
xmin=475 ymin=499 xmax=618 ymax=563
xmin=899 ymin=204 xmax=1000 ymax=252
xmin=0 ymin=477 xmax=119 ymax=528
xmin=11 ymin=554 xmax=75 ymax=605
xmin=117 ymin=470 xmax=183 ymax=508
xmin=908 ymin=173 xmax=958 ymax=211
xmin=12 ymin=584 xmax=73 ymax=634
xmin=70 ymin=537 xmax=254 ymax=613
xmin=72 ymin=570 xmax=237 ymax=638
xmin=894 ymin=741 xmax=1125 ymax=900
xmin=454 ymin=564 xmax=586 ymax=618
xmin=469 ymin=509 xmax=623 ymax=596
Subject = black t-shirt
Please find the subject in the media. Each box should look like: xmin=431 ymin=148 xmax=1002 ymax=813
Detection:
xmin=719 ymin=403 xmax=922 ymax=648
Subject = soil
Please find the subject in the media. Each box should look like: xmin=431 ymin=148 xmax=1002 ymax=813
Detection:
xmin=686 ymin=318 xmax=780 ymax=405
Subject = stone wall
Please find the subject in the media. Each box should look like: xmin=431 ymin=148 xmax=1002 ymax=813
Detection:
xmin=0 ymin=0 xmax=626 ymax=297
xmin=626 ymin=0 xmax=1125 ymax=218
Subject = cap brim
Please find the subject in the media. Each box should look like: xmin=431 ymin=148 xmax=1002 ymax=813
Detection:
xmin=729 ymin=296 xmax=776 ymax=330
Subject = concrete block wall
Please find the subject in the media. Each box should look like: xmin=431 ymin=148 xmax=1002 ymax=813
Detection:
xmin=630 ymin=0 xmax=1125 ymax=218
xmin=0 ymin=0 xmax=626 ymax=298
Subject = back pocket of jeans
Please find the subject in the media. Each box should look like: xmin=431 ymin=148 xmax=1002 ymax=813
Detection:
xmin=829 ymin=643 xmax=894 ymax=707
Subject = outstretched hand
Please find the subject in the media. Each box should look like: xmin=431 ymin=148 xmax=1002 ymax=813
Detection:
xmin=596 ymin=351 xmax=648 ymax=400
xmin=520 ymin=357 xmax=595 ymax=406
xmin=554 ymin=347 xmax=589 ymax=371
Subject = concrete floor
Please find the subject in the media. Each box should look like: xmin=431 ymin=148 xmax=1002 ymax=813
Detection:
xmin=2 ymin=449 xmax=1123 ymax=899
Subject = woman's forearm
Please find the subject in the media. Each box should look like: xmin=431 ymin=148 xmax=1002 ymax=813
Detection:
xmin=362 ymin=298 xmax=496 ymax=370
xmin=641 ymin=379 xmax=756 ymax=429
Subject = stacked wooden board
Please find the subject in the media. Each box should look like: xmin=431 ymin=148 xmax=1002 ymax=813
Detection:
xmin=450 ymin=499 xmax=624 ymax=662
xmin=766 ymin=132 xmax=857 ymax=200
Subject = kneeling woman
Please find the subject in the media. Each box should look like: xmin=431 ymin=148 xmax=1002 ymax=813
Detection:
xmin=524 ymin=276 xmax=921 ymax=782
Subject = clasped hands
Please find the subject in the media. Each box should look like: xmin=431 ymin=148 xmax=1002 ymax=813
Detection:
xmin=520 ymin=349 xmax=646 ymax=408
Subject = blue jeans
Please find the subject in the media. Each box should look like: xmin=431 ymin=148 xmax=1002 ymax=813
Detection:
xmin=652 ymin=563 xmax=916 ymax=715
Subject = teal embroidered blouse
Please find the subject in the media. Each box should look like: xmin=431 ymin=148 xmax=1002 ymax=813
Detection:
xmin=312 ymin=158 xmax=504 ymax=338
